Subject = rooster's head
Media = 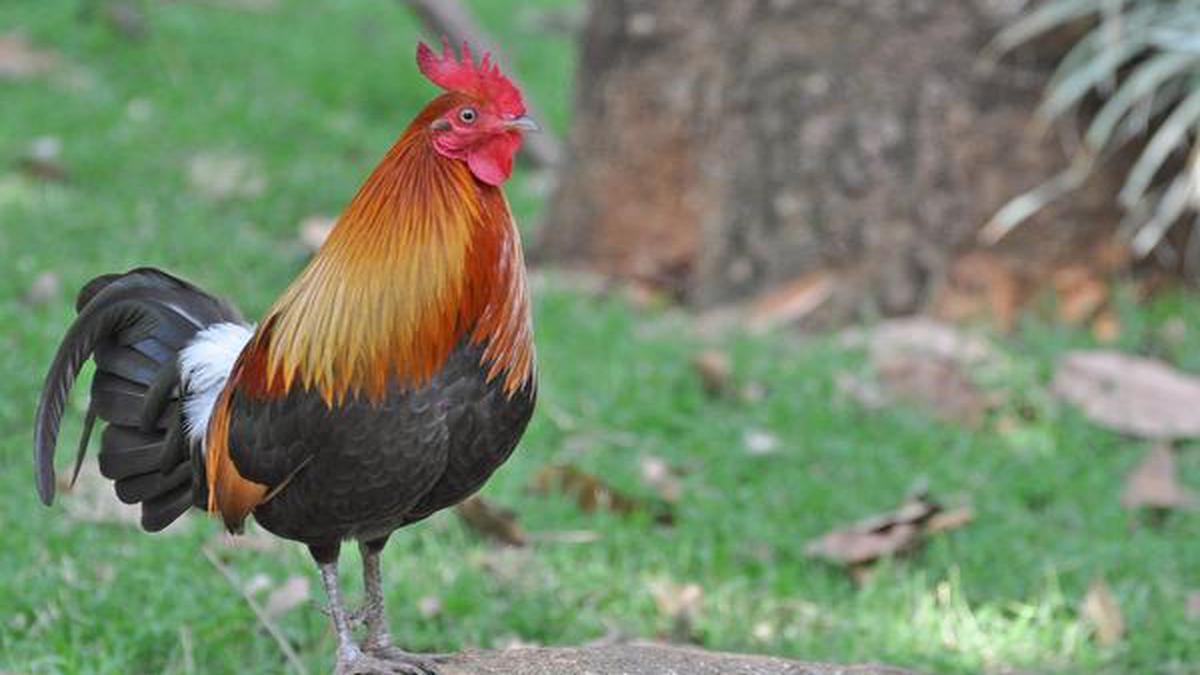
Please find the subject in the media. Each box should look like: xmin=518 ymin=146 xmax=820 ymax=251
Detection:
xmin=417 ymin=39 xmax=539 ymax=186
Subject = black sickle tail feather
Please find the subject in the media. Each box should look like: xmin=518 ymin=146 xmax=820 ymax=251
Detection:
xmin=34 ymin=267 xmax=244 ymax=531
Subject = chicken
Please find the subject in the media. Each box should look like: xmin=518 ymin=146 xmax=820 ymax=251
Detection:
xmin=33 ymin=40 xmax=538 ymax=675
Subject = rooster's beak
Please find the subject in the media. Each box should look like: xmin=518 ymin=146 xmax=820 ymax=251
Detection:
xmin=505 ymin=115 xmax=541 ymax=133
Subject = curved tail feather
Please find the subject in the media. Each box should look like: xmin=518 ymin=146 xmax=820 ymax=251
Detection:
xmin=34 ymin=268 xmax=245 ymax=531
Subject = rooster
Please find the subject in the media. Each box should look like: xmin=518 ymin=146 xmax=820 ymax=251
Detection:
xmin=33 ymin=40 xmax=538 ymax=675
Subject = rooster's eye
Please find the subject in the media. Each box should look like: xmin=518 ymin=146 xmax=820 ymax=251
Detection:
xmin=458 ymin=107 xmax=478 ymax=124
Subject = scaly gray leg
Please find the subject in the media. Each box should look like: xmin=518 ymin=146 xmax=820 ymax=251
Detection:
xmin=311 ymin=545 xmax=425 ymax=675
xmin=358 ymin=538 xmax=443 ymax=672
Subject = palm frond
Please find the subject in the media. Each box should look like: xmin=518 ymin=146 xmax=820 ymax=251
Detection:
xmin=988 ymin=0 xmax=1200 ymax=258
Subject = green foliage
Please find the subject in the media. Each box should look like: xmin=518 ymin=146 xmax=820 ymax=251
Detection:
xmin=989 ymin=0 xmax=1200 ymax=258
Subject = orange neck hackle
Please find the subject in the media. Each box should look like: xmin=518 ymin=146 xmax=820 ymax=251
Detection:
xmin=236 ymin=93 xmax=535 ymax=405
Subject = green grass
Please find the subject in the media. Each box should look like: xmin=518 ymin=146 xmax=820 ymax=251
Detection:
xmin=1 ymin=2 xmax=1198 ymax=673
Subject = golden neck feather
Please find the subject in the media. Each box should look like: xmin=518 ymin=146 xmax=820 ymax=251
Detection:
xmin=238 ymin=110 xmax=534 ymax=404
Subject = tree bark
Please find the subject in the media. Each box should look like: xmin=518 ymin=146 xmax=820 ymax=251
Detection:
xmin=539 ymin=0 xmax=1123 ymax=320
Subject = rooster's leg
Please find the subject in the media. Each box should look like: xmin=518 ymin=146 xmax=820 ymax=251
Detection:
xmin=359 ymin=537 xmax=446 ymax=670
xmin=312 ymin=545 xmax=427 ymax=675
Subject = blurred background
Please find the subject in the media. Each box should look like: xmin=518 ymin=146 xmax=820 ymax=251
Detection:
xmin=2 ymin=0 xmax=1199 ymax=673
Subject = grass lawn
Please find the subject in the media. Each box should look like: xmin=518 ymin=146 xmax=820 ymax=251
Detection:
xmin=1 ymin=1 xmax=1198 ymax=673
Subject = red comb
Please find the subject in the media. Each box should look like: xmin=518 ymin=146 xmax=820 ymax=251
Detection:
xmin=416 ymin=38 xmax=525 ymax=116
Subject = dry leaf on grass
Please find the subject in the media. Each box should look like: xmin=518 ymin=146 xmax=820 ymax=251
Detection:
xmin=187 ymin=152 xmax=266 ymax=200
xmin=640 ymin=454 xmax=682 ymax=503
xmin=804 ymin=494 xmax=970 ymax=569
xmin=1121 ymin=442 xmax=1197 ymax=512
xmin=0 ymin=32 xmax=58 ymax=79
xmin=191 ymin=0 xmax=280 ymax=11
xmin=746 ymin=272 xmax=835 ymax=331
xmin=455 ymin=495 xmax=526 ymax=547
xmin=743 ymin=429 xmax=780 ymax=457
xmin=925 ymin=506 xmax=974 ymax=534
xmin=530 ymin=464 xmax=675 ymax=525
xmin=22 ymin=271 xmax=61 ymax=306
xmin=843 ymin=317 xmax=997 ymax=367
xmin=835 ymin=371 xmax=888 ymax=410
xmin=648 ymin=579 xmax=704 ymax=644
xmin=1053 ymin=265 xmax=1109 ymax=325
xmin=19 ymin=137 xmax=68 ymax=182
xmin=101 ymin=1 xmax=148 ymax=39
xmin=691 ymin=350 xmax=732 ymax=398
xmin=932 ymin=250 xmax=1022 ymax=331
xmin=298 ymin=214 xmax=336 ymax=253
xmin=263 ymin=575 xmax=310 ymax=619
xmin=840 ymin=318 xmax=998 ymax=425
xmin=1187 ymin=592 xmax=1200 ymax=622
xmin=876 ymin=354 xmax=992 ymax=426
xmin=417 ymin=596 xmax=442 ymax=620
xmin=1054 ymin=351 xmax=1200 ymax=439
xmin=1091 ymin=310 xmax=1121 ymax=343
xmin=1081 ymin=578 xmax=1124 ymax=646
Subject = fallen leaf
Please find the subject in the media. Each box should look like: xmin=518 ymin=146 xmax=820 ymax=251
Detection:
xmin=746 ymin=272 xmax=834 ymax=331
xmin=1187 ymin=591 xmax=1200 ymax=622
xmin=691 ymin=350 xmax=732 ymax=398
xmin=1081 ymin=578 xmax=1124 ymax=646
xmin=805 ymin=494 xmax=964 ymax=568
xmin=1121 ymin=442 xmax=1197 ymax=512
xmin=189 ymin=0 xmax=279 ymax=11
xmin=102 ymin=1 xmax=148 ymax=39
xmin=417 ymin=596 xmax=442 ymax=619
xmin=0 ymin=32 xmax=58 ymax=79
xmin=492 ymin=635 xmax=541 ymax=650
xmin=19 ymin=136 xmax=68 ymax=182
xmin=925 ymin=506 xmax=974 ymax=534
xmin=806 ymin=522 xmax=921 ymax=567
xmin=843 ymin=317 xmax=997 ymax=367
xmin=530 ymin=464 xmax=674 ymax=525
xmin=743 ymin=429 xmax=780 ymax=457
xmin=933 ymin=250 xmax=1022 ymax=331
xmin=298 ymin=215 xmax=335 ymax=253
xmin=640 ymin=454 xmax=682 ymax=503
xmin=22 ymin=271 xmax=61 ymax=306
xmin=839 ymin=320 xmax=997 ymax=424
xmin=876 ymin=353 xmax=992 ymax=426
xmin=1053 ymin=265 xmax=1109 ymax=325
xmin=1053 ymin=351 xmax=1200 ymax=439
xmin=455 ymin=495 xmax=526 ymax=547
xmin=1091 ymin=310 xmax=1121 ymax=343
xmin=187 ymin=152 xmax=266 ymax=200
xmin=263 ymin=575 xmax=310 ymax=618
xmin=244 ymin=572 xmax=272 ymax=596
xmin=469 ymin=547 xmax=535 ymax=587
xmin=621 ymin=281 xmax=670 ymax=312
xmin=648 ymin=579 xmax=704 ymax=643
xmin=528 ymin=530 xmax=603 ymax=545
xmin=1162 ymin=317 xmax=1187 ymax=345
xmin=835 ymin=371 xmax=888 ymax=410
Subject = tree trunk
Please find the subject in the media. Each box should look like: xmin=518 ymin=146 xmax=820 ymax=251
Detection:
xmin=539 ymin=0 xmax=1123 ymax=321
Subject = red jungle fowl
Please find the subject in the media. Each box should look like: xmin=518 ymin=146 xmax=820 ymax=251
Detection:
xmin=33 ymin=41 xmax=538 ymax=675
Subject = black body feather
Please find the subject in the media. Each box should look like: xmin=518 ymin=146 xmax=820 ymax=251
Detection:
xmin=34 ymin=268 xmax=244 ymax=531
xmin=229 ymin=340 xmax=536 ymax=547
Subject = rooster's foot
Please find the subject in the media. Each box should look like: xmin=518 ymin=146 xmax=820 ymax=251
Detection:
xmin=333 ymin=645 xmax=436 ymax=675
xmin=363 ymin=644 xmax=445 ymax=673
